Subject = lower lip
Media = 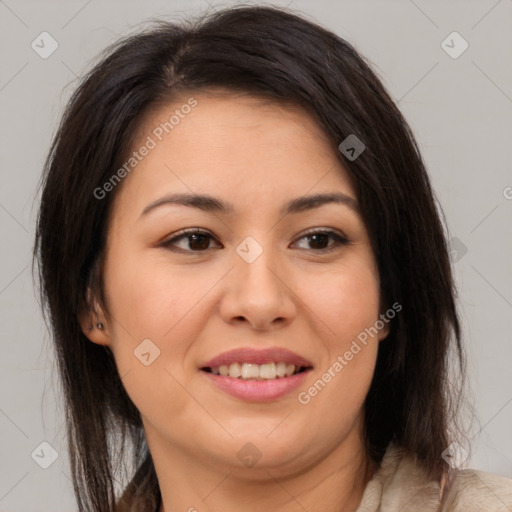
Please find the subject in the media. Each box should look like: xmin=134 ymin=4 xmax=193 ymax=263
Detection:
xmin=200 ymin=369 xmax=311 ymax=402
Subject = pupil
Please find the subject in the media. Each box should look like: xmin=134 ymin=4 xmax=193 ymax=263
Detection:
xmin=190 ymin=234 xmax=209 ymax=250
xmin=309 ymin=234 xmax=328 ymax=249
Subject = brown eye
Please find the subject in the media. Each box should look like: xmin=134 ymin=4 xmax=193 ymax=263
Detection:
xmin=293 ymin=230 xmax=349 ymax=252
xmin=161 ymin=229 xmax=221 ymax=252
xmin=305 ymin=233 xmax=330 ymax=250
xmin=184 ymin=233 xmax=212 ymax=251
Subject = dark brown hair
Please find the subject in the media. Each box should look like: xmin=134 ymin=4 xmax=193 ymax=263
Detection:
xmin=34 ymin=4 xmax=465 ymax=511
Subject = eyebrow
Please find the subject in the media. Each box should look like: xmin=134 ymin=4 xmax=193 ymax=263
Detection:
xmin=140 ymin=191 xmax=359 ymax=218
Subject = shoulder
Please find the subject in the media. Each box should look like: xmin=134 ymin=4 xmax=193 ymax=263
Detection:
xmin=357 ymin=444 xmax=512 ymax=512
xmin=441 ymin=468 xmax=512 ymax=511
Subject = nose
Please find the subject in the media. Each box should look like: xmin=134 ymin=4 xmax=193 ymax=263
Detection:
xmin=219 ymin=242 xmax=296 ymax=331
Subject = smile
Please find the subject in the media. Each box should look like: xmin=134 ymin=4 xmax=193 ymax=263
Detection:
xmin=202 ymin=362 xmax=310 ymax=381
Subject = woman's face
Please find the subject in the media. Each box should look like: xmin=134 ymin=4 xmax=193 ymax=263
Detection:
xmin=85 ymin=92 xmax=389 ymax=476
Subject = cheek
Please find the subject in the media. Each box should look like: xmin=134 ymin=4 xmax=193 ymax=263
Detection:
xmin=101 ymin=255 xmax=207 ymax=425
xmin=296 ymin=262 xmax=381 ymax=343
xmin=293 ymin=261 xmax=381 ymax=412
xmin=103 ymin=247 xmax=211 ymax=341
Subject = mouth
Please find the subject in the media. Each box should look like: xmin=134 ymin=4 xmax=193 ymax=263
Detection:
xmin=200 ymin=365 xmax=312 ymax=402
xmin=200 ymin=362 xmax=312 ymax=381
xmin=199 ymin=347 xmax=314 ymax=402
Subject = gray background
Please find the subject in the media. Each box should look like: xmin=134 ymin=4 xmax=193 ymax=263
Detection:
xmin=1 ymin=0 xmax=511 ymax=510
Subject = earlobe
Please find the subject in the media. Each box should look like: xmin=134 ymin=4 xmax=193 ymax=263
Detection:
xmin=78 ymin=306 xmax=111 ymax=346
xmin=378 ymin=321 xmax=391 ymax=342
xmin=377 ymin=295 xmax=392 ymax=342
xmin=377 ymin=308 xmax=392 ymax=342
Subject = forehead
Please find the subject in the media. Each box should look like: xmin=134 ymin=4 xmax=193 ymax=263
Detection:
xmin=110 ymin=91 xmax=355 ymax=218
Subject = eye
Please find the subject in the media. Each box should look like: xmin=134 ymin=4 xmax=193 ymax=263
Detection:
xmin=292 ymin=229 xmax=349 ymax=252
xmin=160 ymin=228 xmax=349 ymax=254
xmin=160 ymin=229 xmax=221 ymax=252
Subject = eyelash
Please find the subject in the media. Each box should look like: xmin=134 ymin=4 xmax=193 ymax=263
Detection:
xmin=160 ymin=228 xmax=349 ymax=254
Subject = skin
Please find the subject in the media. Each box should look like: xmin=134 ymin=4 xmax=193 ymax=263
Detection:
xmin=81 ymin=90 xmax=390 ymax=512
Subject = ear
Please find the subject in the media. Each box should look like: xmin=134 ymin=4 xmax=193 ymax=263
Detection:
xmin=78 ymin=295 xmax=111 ymax=346
xmin=377 ymin=312 xmax=391 ymax=341
xmin=377 ymin=295 xmax=392 ymax=342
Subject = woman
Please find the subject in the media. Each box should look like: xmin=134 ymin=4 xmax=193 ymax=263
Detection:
xmin=34 ymin=5 xmax=512 ymax=512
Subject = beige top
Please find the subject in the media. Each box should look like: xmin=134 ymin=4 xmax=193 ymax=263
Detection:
xmin=356 ymin=445 xmax=512 ymax=511
xmin=117 ymin=444 xmax=512 ymax=511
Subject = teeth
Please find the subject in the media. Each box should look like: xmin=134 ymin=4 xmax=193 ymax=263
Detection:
xmin=259 ymin=362 xmax=276 ymax=379
xmin=276 ymin=362 xmax=287 ymax=377
xmin=285 ymin=363 xmax=295 ymax=377
xmin=209 ymin=362 xmax=303 ymax=380
xmin=241 ymin=363 xmax=260 ymax=379
xmin=229 ymin=363 xmax=242 ymax=378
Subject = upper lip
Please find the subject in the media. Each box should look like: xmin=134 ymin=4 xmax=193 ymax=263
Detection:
xmin=200 ymin=347 xmax=313 ymax=369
